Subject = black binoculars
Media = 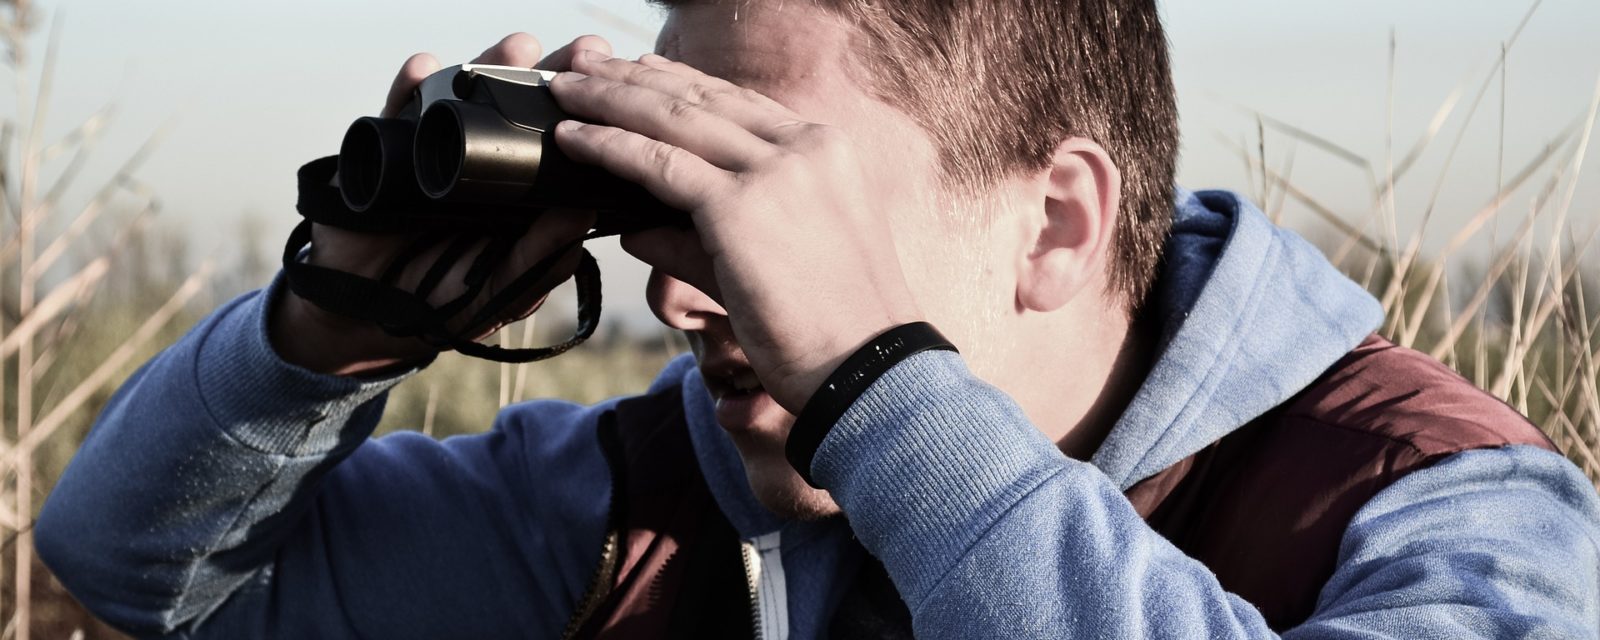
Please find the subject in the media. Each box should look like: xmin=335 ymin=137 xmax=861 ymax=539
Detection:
xmin=283 ymin=63 xmax=685 ymax=364
xmin=336 ymin=63 xmax=679 ymax=232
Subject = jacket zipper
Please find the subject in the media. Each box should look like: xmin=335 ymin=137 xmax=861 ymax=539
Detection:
xmin=560 ymin=529 xmax=621 ymax=640
xmin=740 ymin=540 xmax=765 ymax=640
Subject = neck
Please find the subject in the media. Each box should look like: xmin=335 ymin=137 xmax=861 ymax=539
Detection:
xmin=1001 ymin=298 xmax=1156 ymax=460
xmin=1060 ymin=310 xmax=1156 ymax=459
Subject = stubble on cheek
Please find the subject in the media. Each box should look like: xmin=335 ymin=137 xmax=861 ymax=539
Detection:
xmin=725 ymin=419 xmax=843 ymax=521
xmin=901 ymin=193 xmax=1012 ymax=381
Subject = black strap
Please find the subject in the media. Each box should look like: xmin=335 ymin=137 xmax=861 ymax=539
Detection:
xmin=281 ymin=155 xmax=614 ymax=364
xmin=785 ymin=322 xmax=958 ymax=487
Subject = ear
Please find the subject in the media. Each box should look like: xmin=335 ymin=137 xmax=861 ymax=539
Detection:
xmin=1016 ymin=137 xmax=1122 ymax=313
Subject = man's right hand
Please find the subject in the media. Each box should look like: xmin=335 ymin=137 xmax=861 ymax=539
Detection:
xmin=271 ymin=33 xmax=613 ymax=377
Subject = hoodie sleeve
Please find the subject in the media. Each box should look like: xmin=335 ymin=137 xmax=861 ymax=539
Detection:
xmin=35 ymin=281 xmax=612 ymax=639
xmin=811 ymin=350 xmax=1600 ymax=639
xmin=1288 ymin=445 xmax=1600 ymax=638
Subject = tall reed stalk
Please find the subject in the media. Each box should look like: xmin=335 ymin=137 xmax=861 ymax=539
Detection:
xmin=1220 ymin=0 xmax=1600 ymax=486
xmin=1 ymin=2 xmax=209 ymax=637
xmin=0 ymin=2 xmax=1592 ymax=639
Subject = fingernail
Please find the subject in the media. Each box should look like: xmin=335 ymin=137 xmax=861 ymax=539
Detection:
xmin=553 ymin=71 xmax=588 ymax=84
xmin=579 ymin=50 xmax=608 ymax=62
xmin=556 ymin=120 xmax=586 ymax=134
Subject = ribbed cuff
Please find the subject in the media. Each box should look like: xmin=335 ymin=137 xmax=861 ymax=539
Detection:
xmin=194 ymin=274 xmax=422 ymax=456
xmin=811 ymin=350 xmax=1066 ymax=606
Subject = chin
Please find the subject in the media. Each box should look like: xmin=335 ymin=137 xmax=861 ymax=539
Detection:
xmin=686 ymin=331 xmax=844 ymax=520
xmin=747 ymin=467 xmax=843 ymax=521
xmin=725 ymin=422 xmax=844 ymax=521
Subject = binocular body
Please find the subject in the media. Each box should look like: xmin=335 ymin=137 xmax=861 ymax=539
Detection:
xmin=337 ymin=64 xmax=674 ymax=231
xmin=292 ymin=64 xmax=679 ymax=364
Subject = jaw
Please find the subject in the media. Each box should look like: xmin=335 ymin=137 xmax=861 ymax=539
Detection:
xmin=685 ymin=330 xmax=844 ymax=520
xmin=727 ymin=426 xmax=844 ymax=521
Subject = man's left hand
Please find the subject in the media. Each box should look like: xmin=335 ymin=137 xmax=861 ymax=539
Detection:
xmin=550 ymin=51 xmax=924 ymax=412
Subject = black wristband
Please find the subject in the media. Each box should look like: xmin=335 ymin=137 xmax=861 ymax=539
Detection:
xmin=785 ymin=321 xmax=957 ymax=488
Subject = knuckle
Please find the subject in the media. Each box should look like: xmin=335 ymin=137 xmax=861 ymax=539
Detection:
xmin=618 ymin=60 xmax=653 ymax=82
xmin=591 ymin=76 xmax=628 ymax=101
xmin=651 ymin=144 xmax=692 ymax=182
xmin=683 ymin=83 xmax=716 ymax=106
xmin=759 ymin=148 xmax=807 ymax=177
xmin=767 ymin=120 xmax=809 ymax=142
xmin=666 ymin=98 xmax=702 ymax=121
xmin=737 ymin=87 xmax=769 ymax=105
xmin=650 ymin=143 xmax=682 ymax=169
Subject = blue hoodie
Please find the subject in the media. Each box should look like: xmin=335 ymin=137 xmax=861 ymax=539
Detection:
xmin=37 ymin=189 xmax=1600 ymax=638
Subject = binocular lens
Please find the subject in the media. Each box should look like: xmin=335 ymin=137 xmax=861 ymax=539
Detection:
xmin=337 ymin=120 xmax=386 ymax=212
xmin=338 ymin=117 xmax=421 ymax=212
xmin=414 ymin=104 xmax=466 ymax=200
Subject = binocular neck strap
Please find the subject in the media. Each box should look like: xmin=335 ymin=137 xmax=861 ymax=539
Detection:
xmin=282 ymin=155 xmax=602 ymax=364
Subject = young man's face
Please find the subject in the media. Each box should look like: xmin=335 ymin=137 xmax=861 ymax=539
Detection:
xmin=644 ymin=0 xmax=1017 ymax=518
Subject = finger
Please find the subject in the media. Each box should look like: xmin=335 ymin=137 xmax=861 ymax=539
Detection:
xmin=621 ymin=227 xmax=724 ymax=305
xmin=573 ymin=53 xmax=801 ymax=146
xmin=494 ymin=245 xmax=585 ymax=328
xmin=536 ymin=35 xmax=614 ymax=72
xmin=470 ymin=32 xmax=543 ymax=67
xmin=504 ymin=208 xmax=598 ymax=276
xmin=553 ymin=121 xmax=733 ymax=214
xmin=636 ymin=53 xmax=793 ymax=116
xmin=382 ymin=53 xmax=441 ymax=117
xmin=461 ymin=244 xmax=585 ymax=341
xmin=550 ymin=68 xmax=776 ymax=171
xmin=637 ymin=53 xmax=708 ymax=78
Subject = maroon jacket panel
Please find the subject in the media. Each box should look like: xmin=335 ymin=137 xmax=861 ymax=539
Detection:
xmin=571 ymin=386 xmax=754 ymax=640
xmin=571 ymin=335 xmax=1557 ymax=635
xmin=1125 ymin=334 xmax=1556 ymax=629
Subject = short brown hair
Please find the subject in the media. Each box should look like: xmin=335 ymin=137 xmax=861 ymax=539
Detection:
xmin=655 ymin=0 xmax=1179 ymax=314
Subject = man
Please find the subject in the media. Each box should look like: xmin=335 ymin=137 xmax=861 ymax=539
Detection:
xmin=37 ymin=0 xmax=1600 ymax=637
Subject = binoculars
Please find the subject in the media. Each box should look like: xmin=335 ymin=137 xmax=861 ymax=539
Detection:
xmin=285 ymin=63 xmax=685 ymax=364
xmin=335 ymin=63 xmax=679 ymax=232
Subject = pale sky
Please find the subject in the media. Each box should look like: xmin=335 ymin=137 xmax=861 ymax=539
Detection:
xmin=7 ymin=0 xmax=1599 ymax=328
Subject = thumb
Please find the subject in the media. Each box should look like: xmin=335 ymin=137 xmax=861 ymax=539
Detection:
xmin=621 ymin=227 xmax=723 ymax=305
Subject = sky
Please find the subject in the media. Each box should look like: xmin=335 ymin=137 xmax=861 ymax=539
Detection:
xmin=5 ymin=0 xmax=1599 ymax=329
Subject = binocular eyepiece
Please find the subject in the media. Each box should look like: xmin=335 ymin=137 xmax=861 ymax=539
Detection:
xmin=336 ymin=64 xmax=672 ymax=226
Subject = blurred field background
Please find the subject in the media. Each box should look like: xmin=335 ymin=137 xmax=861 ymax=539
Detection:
xmin=2 ymin=0 xmax=1598 ymax=637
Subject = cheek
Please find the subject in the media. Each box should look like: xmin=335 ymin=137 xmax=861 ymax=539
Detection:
xmin=821 ymin=90 xmax=941 ymax=199
xmin=893 ymin=206 xmax=1016 ymax=369
xmin=842 ymin=106 xmax=1013 ymax=360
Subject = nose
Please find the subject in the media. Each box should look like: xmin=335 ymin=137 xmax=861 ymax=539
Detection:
xmin=645 ymin=268 xmax=726 ymax=332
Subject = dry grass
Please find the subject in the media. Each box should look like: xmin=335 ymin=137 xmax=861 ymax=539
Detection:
xmin=375 ymin=318 xmax=685 ymax=439
xmin=0 ymin=1 xmax=218 ymax=638
xmin=1218 ymin=1 xmax=1600 ymax=485
xmin=0 ymin=1 xmax=1595 ymax=638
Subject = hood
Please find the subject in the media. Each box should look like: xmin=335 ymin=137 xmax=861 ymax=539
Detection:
xmin=677 ymin=362 xmax=791 ymax=537
xmin=637 ymin=353 xmax=787 ymax=536
xmin=1091 ymin=188 xmax=1384 ymax=489
xmin=674 ymin=187 xmax=1385 ymax=531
